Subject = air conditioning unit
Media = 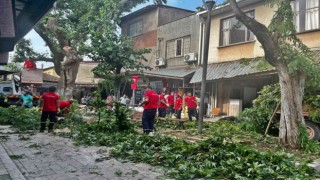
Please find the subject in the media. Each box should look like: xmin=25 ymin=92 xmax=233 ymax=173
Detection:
xmin=184 ymin=53 xmax=198 ymax=63
xmin=155 ymin=58 xmax=165 ymax=67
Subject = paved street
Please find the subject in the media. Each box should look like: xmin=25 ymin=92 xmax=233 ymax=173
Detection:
xmin=0 ymin=126 xmax=164 ymax=180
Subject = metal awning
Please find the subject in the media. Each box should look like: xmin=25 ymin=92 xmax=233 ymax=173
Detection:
xmin=0 ymin=0 xmax=56 ymax=53
xmin=190 ymin=59 xmax=275 ymax=83
xmin=0 ymin=66 xmax=14 ymax=75
xmin=143 ymin=67 xmax=197 ymax=80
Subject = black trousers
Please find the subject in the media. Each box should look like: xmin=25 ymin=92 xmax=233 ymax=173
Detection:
xmin=40 ymin=111 xmax=56 ymax=131
xmin=168 ymin=105 xmax=174 ymax=114
xmin=188 ymin=108 xmax=199 ymax=121
xmin=175 ymin=109 xmax=184 ymax=129
xmin=175 ymin=109 xmax=182 ymax=119
xmin=142 ymin=109 xmax=157 ymax=133
xmin=158 ymin=108 xmax=167 ymax=117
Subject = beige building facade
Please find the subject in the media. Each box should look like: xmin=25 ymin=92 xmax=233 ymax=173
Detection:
xmin=194 ymin=0 xmax=320 ymax=116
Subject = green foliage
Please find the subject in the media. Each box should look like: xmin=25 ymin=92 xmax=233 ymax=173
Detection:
xmin=57 ymin=118 xmax=316 ymax=179
xmin=55 ymin=102 xmax=84 ymax=130
xmin=298 ymin=123 xmax=319 ymax=153
xmin=238 ymin=84 xmax=280 ymax=133
xmin=50 ymin=0 xmax=155 ymax=70
xmin=110 ymin=134 xmax=315 ymax=179
xmin=91 ymin=88 xmax=106 ymax=123
xmin=268 ymin=0 xmax=320 ymax=87
xmin=0 ymin=107 xmax=40 ymax=131
xmin=12 ymin=38 xmax=48 ymax=63
xmin=113 ymin=102 xmax=132 ymax=131
xmin=304 ymin=95 xmax=320 ymax=122
xmin=83 ymin=1 xmax=151 ymax=71
xmin=66 ymin=120 xmax=136 ymax=146
xmin=2 ymin=63 xmax=20 ymax=73
xmin=18 ymin=0 xmax=165 ymax=76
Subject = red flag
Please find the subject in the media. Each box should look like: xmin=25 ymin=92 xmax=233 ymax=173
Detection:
xmin=131 ymin=84 xmax=137 ymax=90
xmin=132 ymin=76 xmax=139 ymax=84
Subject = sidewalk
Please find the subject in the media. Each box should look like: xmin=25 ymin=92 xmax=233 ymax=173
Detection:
xmin=0 ymin=126 xmax=164 ymax=180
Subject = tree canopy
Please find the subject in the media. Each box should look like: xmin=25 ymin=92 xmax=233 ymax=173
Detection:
xmin=13 ymin=0 xmax=167 ymax=96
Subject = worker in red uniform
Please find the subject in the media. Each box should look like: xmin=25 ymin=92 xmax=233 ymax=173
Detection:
xmin=166 ymin=91 xmax=175 ymax=116
xmin=174 ymin=95 xmax=184 ymax=129
xmin=39 ymin=86 xmax=59 ymax=133
xmin=140 ymin=86 xmax=159 ymax=134
xmin=184 ymin=91 xmax=198 ymax=122
xmin=158 ymin=91 xmax=168 ymax=117
xmin=59 ymin=100 xmax=74 ymax=116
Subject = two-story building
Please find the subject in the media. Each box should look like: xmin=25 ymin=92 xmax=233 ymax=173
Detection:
xmin=120 ymin=5 xmax=194 ymax=68
xmin=120 ymin=5 xmax=196 ymax=102
xmin=143 ymin=13 xmax=202 ymax=94
xmin=193 ymin=0 xmax=320 ymax=116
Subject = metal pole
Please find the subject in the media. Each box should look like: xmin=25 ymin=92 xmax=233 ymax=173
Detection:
xmin=131 ymin=89 xmax=136 ymax=107
xmin=198 ymin=1 xmax=214 ymax=134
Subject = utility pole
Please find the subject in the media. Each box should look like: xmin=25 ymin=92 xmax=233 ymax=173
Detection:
xmin=198 ymin=0 xmax=215 ymax=134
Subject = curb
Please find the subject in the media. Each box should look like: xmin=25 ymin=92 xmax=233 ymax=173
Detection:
xmin=0 ymin=142 xmax=26 ymax=180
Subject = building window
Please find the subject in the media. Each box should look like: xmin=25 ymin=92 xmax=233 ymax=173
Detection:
xmin=3 ymin=87 xmax=11 ymax=92
xmin=129 ymin=20 xmax=143 ymax=36
xmin=167 ymin=40 xmax=176 ymax=59
xmin=220 ymin=11 xmax=255 ymax=46
xmin=291 ymin=0 xmax=319 ymax=32
xmin=183 ymin=37 xmax=191 ymax=54
xmin=176 ymin=39 xmax=183 ymax=56
xmin=166 ymin=36 xmax=191 ymax=59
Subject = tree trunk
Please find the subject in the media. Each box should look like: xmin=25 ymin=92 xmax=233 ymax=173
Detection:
xmin=64 ymin=60 xmax=80 ymax=98
xmin=35 ymin=20 xmax=82 ymax=98
xmin=276 ymin=62 xmax=306 ymax=148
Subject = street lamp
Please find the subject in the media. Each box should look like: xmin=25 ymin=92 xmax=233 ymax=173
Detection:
xmin=198 ymin=0 xmax=215 ymax=134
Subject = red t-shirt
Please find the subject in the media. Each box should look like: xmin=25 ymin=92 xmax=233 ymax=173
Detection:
xmin=167 ymin=95 xmax=174 ymax=105
xmin=42 ymin=92 xmax=59 ymax=112
xmin=184 ymin=96 xmax=197 ymax=109
xmin=143 ymin=90 xmax=159 ymax=110
xmin=174 ymin=98 xmax=182 ymax=110
xmin=158 ymin=95 xmax=167 ymax=109
xmin=59 ymin=101 xmax=71 ymax=110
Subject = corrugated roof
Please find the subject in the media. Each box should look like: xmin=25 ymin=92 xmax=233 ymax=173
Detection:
xmin=190 ymin=59 xmax=274 ymax=83
xmin=75 ymin=62 xmax=102 ymax=86
xmin=144 ymin=67 xmax=196 ymax=79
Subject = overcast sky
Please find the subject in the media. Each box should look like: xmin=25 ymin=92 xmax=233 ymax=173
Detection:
xmin=22 ymin=0 xmax=224 ymax=68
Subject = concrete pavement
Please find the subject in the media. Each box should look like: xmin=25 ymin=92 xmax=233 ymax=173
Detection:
xmin=0 ymin=126 xmax=164 ymax=180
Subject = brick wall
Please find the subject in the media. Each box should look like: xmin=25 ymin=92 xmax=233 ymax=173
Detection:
xmin=133 ymin=30 xmax=157 ymax=50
